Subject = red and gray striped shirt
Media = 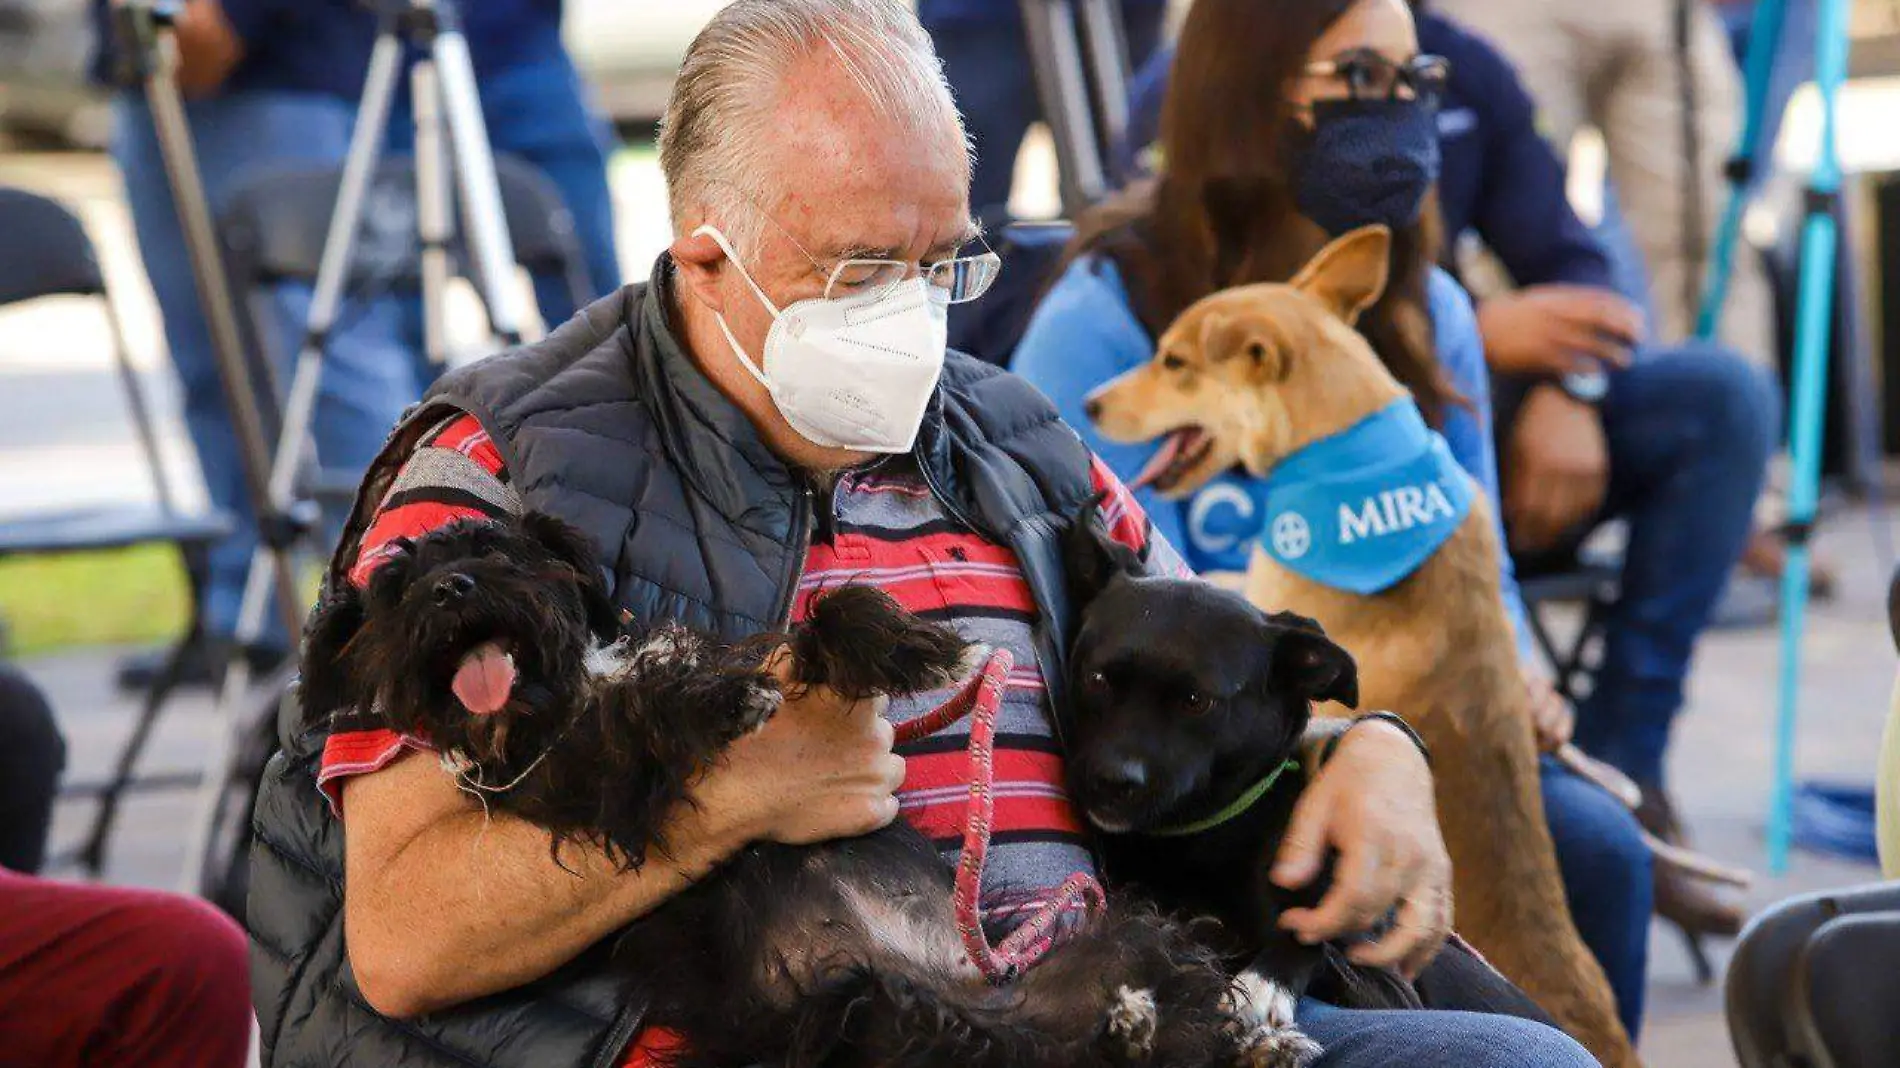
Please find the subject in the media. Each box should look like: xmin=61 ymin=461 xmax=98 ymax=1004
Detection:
xmin=320 ymin=412 xmax=1187 ymax=1065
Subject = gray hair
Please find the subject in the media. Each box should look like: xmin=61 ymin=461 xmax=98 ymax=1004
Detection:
xmin=658 ymin=0 xmax=970 ymax=257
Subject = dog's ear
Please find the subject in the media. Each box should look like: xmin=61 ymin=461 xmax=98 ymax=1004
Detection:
xmin=1064 ymin=491 xmax=1142 ymax=609
xmin=1263 ymin=614 xmax=1359 ymax=709
xmin=520 ymin=511 xmax=620 ymax=635
xmin=298 ymin=585 xmax=367 ymax=720
xmin=1198 ymin=312 xmax=1288 ymax=383
xmin=1289 ymin=225 xmax=1391 ymax=325
xmin=363 ymin=539 xmax=418 ymax=611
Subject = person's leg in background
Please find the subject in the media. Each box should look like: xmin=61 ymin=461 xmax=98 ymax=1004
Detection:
xmin=475 ymin=35 xmax=624 ymax=325
xmin=110 ymin=90 xmax=363 ymax=656
xmin=1577 ymin=346 xmax=1777 ymax=789
xmin=1540 ymin=757 xmax=1653 ymax=1038
xmin=0 ymin=666 xmax=65 ymax=874
xmin=1296 ymin=1000 xmax=1597 ymax=1068
xmin=1574 ymin=346 xmax=1776 ymax=944
xmin=0 ymin=869 xmax=250 ymax=1067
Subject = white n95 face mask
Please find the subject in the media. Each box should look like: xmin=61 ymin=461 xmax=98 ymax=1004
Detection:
xmin=694 ymin=225 xmax=948 ymax=454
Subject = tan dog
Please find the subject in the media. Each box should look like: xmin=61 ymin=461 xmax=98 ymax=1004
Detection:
xmin=1084 ymin=225 xmax=1637 ymax=1068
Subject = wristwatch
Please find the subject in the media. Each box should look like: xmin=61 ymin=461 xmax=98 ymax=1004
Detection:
xmin=1558 ymin=369 xmax=1610 ymax=406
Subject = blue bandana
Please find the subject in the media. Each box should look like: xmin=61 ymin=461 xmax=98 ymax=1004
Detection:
xmin=1237 ymin=401 xmax=1474 ymax=595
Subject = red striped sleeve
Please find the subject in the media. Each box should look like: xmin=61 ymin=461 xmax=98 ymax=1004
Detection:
xmin=1088 ymin=454 xmax=1191 ymax=578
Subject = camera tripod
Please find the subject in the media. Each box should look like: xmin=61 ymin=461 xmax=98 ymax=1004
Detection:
xmin=115 ymin=0 xmax=532 ymax=894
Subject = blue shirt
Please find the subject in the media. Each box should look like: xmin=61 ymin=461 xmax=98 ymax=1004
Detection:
xmin=1118 ymin=14 xmax=1614 ymax=293
xmin=1011 ymin=258 xmax=1536 ymax=660
xmin=90 ymin=0 xmax=563 ymax=99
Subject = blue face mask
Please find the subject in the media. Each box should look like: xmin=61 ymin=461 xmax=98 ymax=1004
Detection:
xmin=1293 ymin=97 xmax=1442 ymax=236
xmin=1222 ymin=401 xmax=1475 ymax=595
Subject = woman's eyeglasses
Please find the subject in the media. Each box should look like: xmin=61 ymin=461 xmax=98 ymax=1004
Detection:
xmin=1305 ymin=50 xmax=1450 ymax=104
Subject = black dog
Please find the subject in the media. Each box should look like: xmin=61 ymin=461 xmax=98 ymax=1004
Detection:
xmin=1060 ymin=498 xmax=1552 ymax=1025
xmin=301 ymin=512 xmax=1309 ymax=1068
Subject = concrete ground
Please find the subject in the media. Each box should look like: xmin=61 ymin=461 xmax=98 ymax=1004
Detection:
xmin=2 ymin=148 xmax=1894 ymax=1067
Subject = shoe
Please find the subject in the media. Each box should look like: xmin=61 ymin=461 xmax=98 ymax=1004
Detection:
xmin=1635 ymin=786 xmax=1745 ymax=984
xmin=1739 ymin=526 xmax=1838 ymax=602
xmin=115 ymin=637 xmax=289 ymax=693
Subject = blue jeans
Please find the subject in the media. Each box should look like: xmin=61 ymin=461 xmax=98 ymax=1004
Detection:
xmin=1543 ymin=756 xmax=1653 ymax=1037
xmin=1576 ymin=346 xmax=1780 ymax=789
xmin=1299 ymin=998 xmax=1596 ymax=1068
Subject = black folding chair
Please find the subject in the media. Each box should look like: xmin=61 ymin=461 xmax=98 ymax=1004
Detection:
xmin=0 ymin=186 xmax=235 ymax=876
xmin=1515 ymin=552 xmax=1623 ymax=704
xmin=1728 ymin=882 xmax=1900 ymax=1068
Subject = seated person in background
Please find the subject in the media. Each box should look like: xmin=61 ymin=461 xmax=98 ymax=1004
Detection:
xmin=0 ymin=666 xmax=252 ymax=1067
xmin=1013 ymin=0 xmax=1654 ymax=1043
xmin=251 ymin=4 xmax=1515 ymax=1067
xmin=1116 ymin=0 xmax=1778 ymax=955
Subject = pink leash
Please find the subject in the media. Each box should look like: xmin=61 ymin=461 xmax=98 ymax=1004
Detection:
xmin=892 ymin=648 xmax=1106 ymax=984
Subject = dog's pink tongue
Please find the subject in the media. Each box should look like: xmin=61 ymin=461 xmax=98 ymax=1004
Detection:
xmin=1131 ymin=430 xmax=1188 ymax=490
xmin=451 ymin=643 xmax=516 ymax=716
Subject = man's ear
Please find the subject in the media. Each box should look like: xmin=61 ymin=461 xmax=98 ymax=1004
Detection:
xmin=1289 ymin=225 xmax=1392 ymax=325
xmin=1263 ymin=613 xmax=1359 ymax=709
xmin=521 ymin=512 xmax=620 ymax=635
xmin=669 ymin=225 xmax=730 ymax=316
xmin=1063 ymin=491 xmax=1142 ymax=610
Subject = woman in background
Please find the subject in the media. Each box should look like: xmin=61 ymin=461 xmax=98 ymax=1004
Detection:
xmin=1013 ymin=0 xmax=1655 ymax=1044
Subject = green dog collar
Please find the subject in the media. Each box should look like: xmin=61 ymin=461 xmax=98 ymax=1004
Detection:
xmin=1145 ymin=759 xmax=1302 ymax=838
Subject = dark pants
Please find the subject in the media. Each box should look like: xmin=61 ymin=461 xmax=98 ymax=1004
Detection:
xmin=0 ymin=870 xmax=252 ymax=1067
xmin=0 ymin=666 xmax=65 ymax=874
xmin=1574 ymin=347 xmax=1779 ymax=790
xmin=927 ymin=3 xmax=1168 ymax=217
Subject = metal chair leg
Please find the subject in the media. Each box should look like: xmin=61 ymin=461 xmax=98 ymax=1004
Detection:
xmin=76 ymin=621 xmax=199 ymax=876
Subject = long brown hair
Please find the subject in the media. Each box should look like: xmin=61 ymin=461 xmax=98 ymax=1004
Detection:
xmin=1071 ymin=0 xmax=1458 ymax=423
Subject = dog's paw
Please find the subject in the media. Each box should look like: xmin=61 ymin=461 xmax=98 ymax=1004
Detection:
xmin=1105 ymin=985 xmax=1159 ymax=1059
xmin=1228 ymin=972 xmax=1320 ymax=1068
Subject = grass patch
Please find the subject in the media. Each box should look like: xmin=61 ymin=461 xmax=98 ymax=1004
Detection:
xmin=0 ymin=545 xmax=191 ymax=656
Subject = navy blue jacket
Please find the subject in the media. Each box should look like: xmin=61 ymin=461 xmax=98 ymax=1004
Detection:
xmin=1119 ymin=13 xmax=1614 ymax=291
xmin=91 ymin=0 xmax=563 ymax=99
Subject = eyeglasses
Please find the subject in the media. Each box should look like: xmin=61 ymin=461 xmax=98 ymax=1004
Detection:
xmin=1304 ymin=50 xmax=1450 ymax=104
xmin=820 ymin=243 xmax=1003 ymax=304
xmin=724 ymin=187 xmax=1003 ymax=305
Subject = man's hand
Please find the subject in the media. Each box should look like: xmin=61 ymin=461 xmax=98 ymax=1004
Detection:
xmin=691 ymin=648 xmax=908 ymax=849
xmin=1476 ymin=284 xmax=1642 ymax=377
xmin=1504 ymin=385 xmax=1609 ymax=553
xmin=1523 ymin=671 xmax=1574 ymax=754
xmin=1274 ymin=719 xmax=1452 ymax=978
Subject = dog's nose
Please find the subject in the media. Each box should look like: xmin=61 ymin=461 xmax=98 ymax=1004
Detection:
xmin=433 ymin=573 xmax=476 ymax=604
xmin=1083 ymin=396 xmax=1104 ymax=423
xmin=1096 ymin=758 xmax=1148 ymax=794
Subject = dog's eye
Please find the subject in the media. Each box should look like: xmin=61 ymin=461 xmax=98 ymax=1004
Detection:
xmin=1085 ymin=670 xmax=1110 ymax=694
xmin=1181 ymin=691 xmax=1211 ymax=715
xmin=1161 ymin=353 xmax=1187 ymax=372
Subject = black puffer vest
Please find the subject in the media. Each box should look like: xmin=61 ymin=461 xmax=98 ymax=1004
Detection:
xmin=248 ymin=263 xmax=1106 ymax=1067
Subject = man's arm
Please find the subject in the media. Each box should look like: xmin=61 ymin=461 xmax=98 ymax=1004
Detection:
xmin=344 ymin=652 xmax=905 ymax=1018
xmin=165 ymin=0 xmax=248 ymax=96
xmin=343 ymin=755 xmax=740 ymax=1018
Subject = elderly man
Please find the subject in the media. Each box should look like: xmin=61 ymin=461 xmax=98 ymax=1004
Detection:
xmin=249 ymin=3 xmax=1593 ymax=1066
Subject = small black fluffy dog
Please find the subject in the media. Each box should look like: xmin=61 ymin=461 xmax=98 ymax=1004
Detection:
xmin=1060 ymin=498 xmax=1552 ymax=1026
xmin=301 ymin=512 xmax=1310 ymax=1068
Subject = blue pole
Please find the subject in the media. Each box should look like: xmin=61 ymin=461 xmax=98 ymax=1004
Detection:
xmin=1768 ymin=0 xmax=1851 ymax=875
xmin=1697 ymin=0 xmax=1790 ymax=341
